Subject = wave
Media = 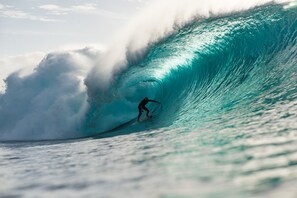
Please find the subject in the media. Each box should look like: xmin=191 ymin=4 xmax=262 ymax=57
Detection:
xmin=86 ymin=3 xmax=297 ymax=136
xmin=1 ymin=1 xmax=297 ymax=141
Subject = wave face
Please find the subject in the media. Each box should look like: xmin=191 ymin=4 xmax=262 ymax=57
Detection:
xmin=1 ymin=2 xmax=297 ymax=141
xmin=85 ymin=4 xmax=297 ymax=136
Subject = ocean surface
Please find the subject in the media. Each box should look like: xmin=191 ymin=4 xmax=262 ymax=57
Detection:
xmin=1 ymin=1 xmax=297 ymax=197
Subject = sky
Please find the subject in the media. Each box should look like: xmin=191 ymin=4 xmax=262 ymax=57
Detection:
xmin=0 ymin=0 xmax=151 ymax=57
xmin=0 ymin=0 xmax=151 ymax=91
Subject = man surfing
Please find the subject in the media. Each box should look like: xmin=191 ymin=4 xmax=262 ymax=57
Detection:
xmin=137 ymin=97 xmax=160 ymax=122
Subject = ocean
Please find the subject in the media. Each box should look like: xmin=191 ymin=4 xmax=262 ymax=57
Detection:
xmin=1 ymin=1 xmax=297 ymax=197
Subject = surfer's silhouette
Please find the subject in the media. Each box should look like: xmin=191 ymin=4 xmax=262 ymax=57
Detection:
xmin=137 ymin=97 xmax=160 ymax=122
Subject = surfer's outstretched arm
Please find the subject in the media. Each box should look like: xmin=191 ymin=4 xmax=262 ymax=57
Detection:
xmin=148 ymin=100 xmax=161 ymax=104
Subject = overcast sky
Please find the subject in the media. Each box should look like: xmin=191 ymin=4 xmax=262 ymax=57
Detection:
xmin=0 ymin=0 xmax=151 ymax=58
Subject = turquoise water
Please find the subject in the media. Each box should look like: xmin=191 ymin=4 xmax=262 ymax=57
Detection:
xmin=86 ymin=5 xmax=297 ymax=138
xmin=1 ymin=4 xmax=297 ymax=198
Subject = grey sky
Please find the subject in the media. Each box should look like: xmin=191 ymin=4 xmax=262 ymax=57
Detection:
xmin=0 ymin=0 xmax=150 ymax=57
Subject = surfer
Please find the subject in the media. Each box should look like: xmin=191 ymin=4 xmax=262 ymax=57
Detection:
xmin=137 ymin=97 xmax=160 ymax=122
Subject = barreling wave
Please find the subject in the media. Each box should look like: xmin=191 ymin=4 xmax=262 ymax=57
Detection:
xmin=85 ymin=4 xmax=297 ymax=137
xmin=1 ymin=1 xmax=297 ymax=141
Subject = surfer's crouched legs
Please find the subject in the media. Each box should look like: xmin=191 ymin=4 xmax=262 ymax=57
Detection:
xmin=143 ymin=106 xmax=150 ymax=117
xmin=137 ymin=107 xmax=142 ymax=121
xmin=138 ymin=106 xmax=150 ymax=121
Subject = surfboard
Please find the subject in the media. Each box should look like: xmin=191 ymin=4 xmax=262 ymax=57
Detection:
xmin=137 ymin=115 xmax=152 ymax=123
